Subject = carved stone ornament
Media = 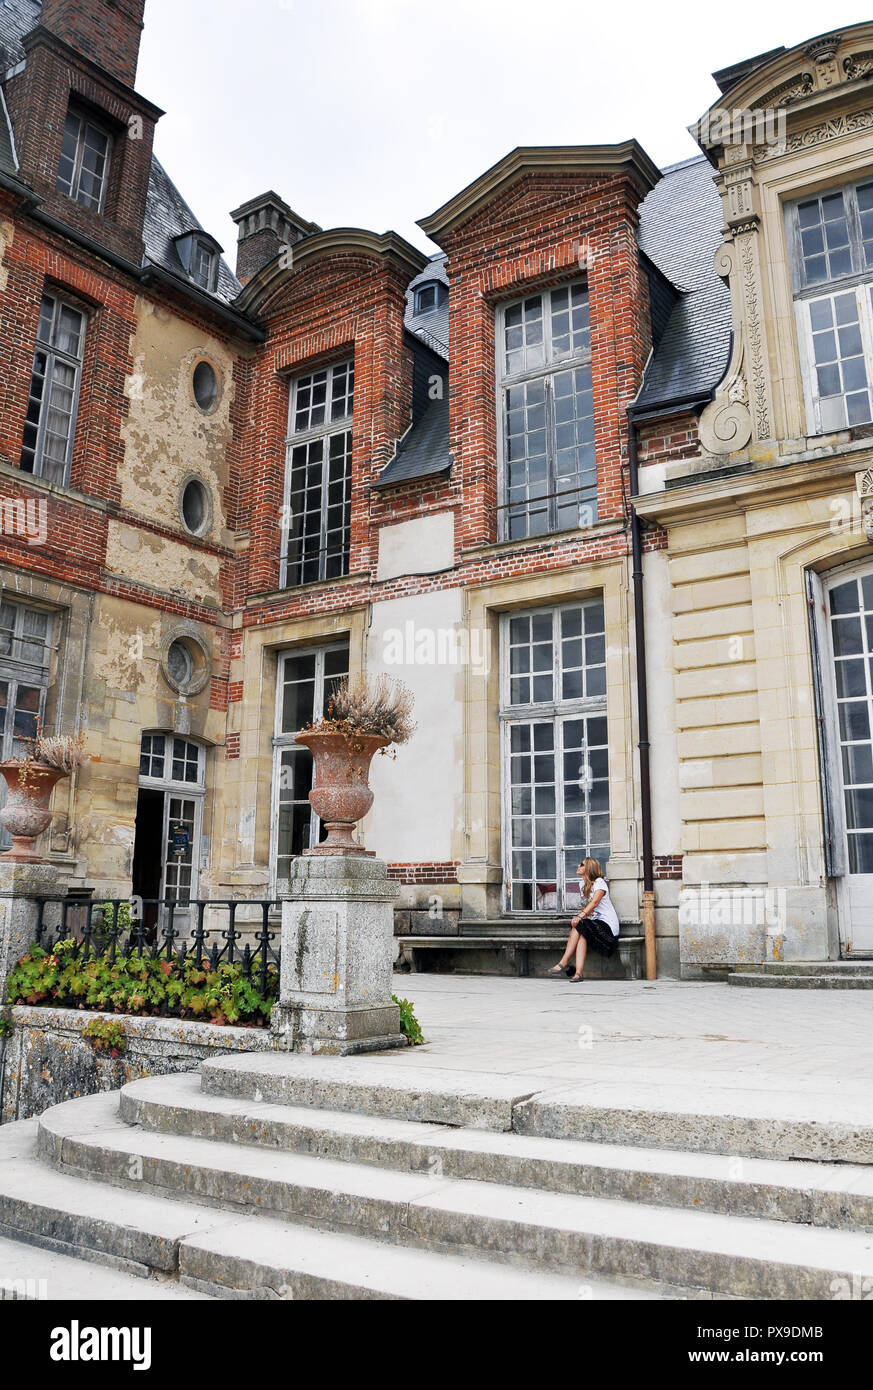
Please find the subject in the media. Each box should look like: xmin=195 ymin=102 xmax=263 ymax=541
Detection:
xmin=805 ymin=34 xmax=843 ymax=89
xmin=855 ymin=469 xmax=873 ymax=541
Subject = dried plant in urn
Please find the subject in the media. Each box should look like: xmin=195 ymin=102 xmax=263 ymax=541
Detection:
xmin=294 ymin=675 xmax=415 ymax=855
xmin=0 ymin=731 xmax=88 ymax=862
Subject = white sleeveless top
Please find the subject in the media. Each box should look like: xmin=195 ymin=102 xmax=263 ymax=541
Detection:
xmin=587 ymin=877 xmax=620 ymax=936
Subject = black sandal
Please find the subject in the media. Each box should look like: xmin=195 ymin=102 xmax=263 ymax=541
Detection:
xmin=570 ymin=974 xmax=585 ymax=982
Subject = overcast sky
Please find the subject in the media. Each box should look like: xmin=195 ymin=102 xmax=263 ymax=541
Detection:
xmin=137 ymin=0 xmax=868 ymax=267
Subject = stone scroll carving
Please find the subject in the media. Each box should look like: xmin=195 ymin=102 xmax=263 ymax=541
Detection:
xmin=697 ymin=231 xmax=774 ymax=457
xmin=856 ymin=469 xmax=873 ymax=541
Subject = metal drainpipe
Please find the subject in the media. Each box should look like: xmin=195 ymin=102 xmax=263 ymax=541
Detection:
xmin=627 ymin=411 xmax=656 ymax=980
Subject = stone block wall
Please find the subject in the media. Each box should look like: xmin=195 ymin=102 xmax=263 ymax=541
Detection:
xmin=0 ymin=1006 xmax=273 ymax=1123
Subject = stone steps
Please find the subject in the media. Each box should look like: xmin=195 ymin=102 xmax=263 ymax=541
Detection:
xmin=0 ymin=1112 xmax=659 ymax=1302
xmin=201 ymin=1052 xmax=873 ymax=1161
xmin=121 ymin=1073 xmax=873 ymax=1229
xmin=0 ymin=1234 xmax=211 ymax=1300
xmin=4 ymin=1046 xmax=873 ymax=1300
xmin=730 ymin=962 xmax=873 ymax=989
xmin=30 ymin=1090 xmax=873 ymax=1299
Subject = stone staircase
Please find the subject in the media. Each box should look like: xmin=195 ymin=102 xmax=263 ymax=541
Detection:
xmin=729 ymin=961 xmax=873 ymax=989
xmin=1 ymin=1052 xmax=873 ymax=1299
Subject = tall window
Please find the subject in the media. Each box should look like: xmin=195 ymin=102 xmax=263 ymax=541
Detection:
xmin=501 ymin=600 xmax=608 ymax=912
xmin=497 ymin=281 xmax=595 ymax=541
xmin=787 ymin=179 xmax=873 ymax=432
xmin=56 ymin=107 xmax=111 ymax=213
xmin=272 ymin=642 xmax=349 ymax=885
xmin=282 ymin=361 xmax=354 ymax=587
xmin=136 ymin=735 xmax=206 ymax=904
xmin=20 ymin=293 xmax=86 ymax=485
xmin=0 ymin=599 xmax=53 ymax=848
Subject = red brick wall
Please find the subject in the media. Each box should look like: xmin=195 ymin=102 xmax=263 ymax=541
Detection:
xmin=4 ymin=29 xmax=158 ymax=264
xmin=41 ymin=0 xmax=146 ymax=88
xmin=239 ymin=253 xmax=413 ymax=601
xmin=0 ymin=198 xmax=239 ymax=633
xmin=637 ymin=412 xmax=700 ymax=467
xmin=430 ymin=172 xmax=654 ymax=556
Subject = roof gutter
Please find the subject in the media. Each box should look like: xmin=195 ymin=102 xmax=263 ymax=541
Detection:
xmin=139 ymin=263 xmax=265 ymax=342
xmin=2 ymin=190 xmax=264 ymax=342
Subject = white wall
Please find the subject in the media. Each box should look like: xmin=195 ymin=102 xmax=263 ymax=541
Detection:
xmin=364 ymin=588 xmax=466 ymax=863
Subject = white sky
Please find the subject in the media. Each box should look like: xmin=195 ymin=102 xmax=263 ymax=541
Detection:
xmin=137 ymin=0 xmax=870 ymax=266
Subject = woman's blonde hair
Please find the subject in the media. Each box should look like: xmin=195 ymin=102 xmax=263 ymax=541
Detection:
xmin=579 ymin=857 xmax=603 ymax=883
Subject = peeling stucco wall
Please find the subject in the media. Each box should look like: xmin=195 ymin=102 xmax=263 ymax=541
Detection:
xmin=120 ymin=296 xmax=234 ymax=540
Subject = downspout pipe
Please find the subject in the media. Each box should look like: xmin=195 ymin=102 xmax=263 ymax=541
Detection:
xmin=626 ymin=411 xmax=656 ymax=980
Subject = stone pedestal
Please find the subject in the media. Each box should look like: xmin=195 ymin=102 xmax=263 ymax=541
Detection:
xmin=0 ymin=861 xmax=62 ymax=1004
xmin=272 ymin=855 xmax=406 ymax=1055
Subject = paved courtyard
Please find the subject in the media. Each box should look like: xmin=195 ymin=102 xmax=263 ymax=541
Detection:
xmin=385 ymin=973 xmax=873 ymax=1127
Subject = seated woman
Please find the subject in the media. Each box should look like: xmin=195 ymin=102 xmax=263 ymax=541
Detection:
xmin=544 ymin=857 xmax=620 ymax=981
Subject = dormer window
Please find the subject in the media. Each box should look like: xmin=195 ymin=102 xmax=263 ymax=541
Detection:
xmin=413 ymin=281 xmax=447 ymax=316
xmin=56 ymin=107 xmax=111 ymax=213
xmin=174 ymin=232 xmax=221 ymax=293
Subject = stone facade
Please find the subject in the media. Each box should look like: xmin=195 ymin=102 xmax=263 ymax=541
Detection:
xmin=636 ymin=26 xmax=873 ymax=972
xmin=2 ymin=4 xmax=871 ymax=982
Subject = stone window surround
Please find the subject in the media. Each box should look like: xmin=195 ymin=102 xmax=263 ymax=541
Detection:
xmin=0 ymin=567 xmax=91 ymax=861
xmin=459 ymin=557 xmax=636 ymax=921
xmin=228 ymin=608 xmax=368 ymax=884
xmin=752 ymin=138 xmax=873 ymax=445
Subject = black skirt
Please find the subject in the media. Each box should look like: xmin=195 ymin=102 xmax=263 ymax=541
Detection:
xmin=577 ymin=915 xmax=618 ymax=957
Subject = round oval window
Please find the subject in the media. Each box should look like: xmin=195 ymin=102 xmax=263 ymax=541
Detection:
xmin=167 ymin=639 xmax=194 ymax=688
xmin=192 ymin=360 xmax=219 ymax=413
xmin=181 ymin=478 xmax=207 ymax=534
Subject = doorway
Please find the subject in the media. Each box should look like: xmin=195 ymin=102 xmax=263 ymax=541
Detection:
xmin=132 ymin=733 xmax=205 ymax=933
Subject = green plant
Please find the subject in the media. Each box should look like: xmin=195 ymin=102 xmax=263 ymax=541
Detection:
xmin=0 ymin=1016 xmax=12 ymax=1039
xmin=5 ymin=943 xmax=278 ymax=1028
xmin=82 ymin=1016 xmax=126 ymax=1056
xmin=393 ymin=994 xmax=424 ymax=1046
xmin=102 ymin=900 xmax=136 ymax=933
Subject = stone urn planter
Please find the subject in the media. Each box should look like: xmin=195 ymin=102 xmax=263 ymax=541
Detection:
xmin=293 ymin=730 xmax=389 ymax=856
xmin=0 ymin=760 xmax=67 ymax=862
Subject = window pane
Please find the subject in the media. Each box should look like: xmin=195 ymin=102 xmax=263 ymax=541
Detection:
xmin=809 ymin=291 xmax=871 ymax=430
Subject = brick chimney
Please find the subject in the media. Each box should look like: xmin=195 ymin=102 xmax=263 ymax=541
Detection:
xmin=40 ymin=0 xmax=146 ymax=87
xmin=230 ymin=192 xmax=320 ymax=285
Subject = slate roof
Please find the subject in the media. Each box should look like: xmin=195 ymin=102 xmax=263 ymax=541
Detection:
xmin=405 ymin=253 xmax=449 ymax=357
xmin=144 ymin=157 xmax=240 ymax=304
xmin=375 ymin=389 xmax=450 ymax=489
xmin=0 ymin=0 xmax=240 ymax=303
xmin=635 ymin=155 xmax=731 ymax=412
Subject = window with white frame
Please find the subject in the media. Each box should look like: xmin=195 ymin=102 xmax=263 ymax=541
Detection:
xmin=0 ymin=598 xmax=54 ymax=847
xmin=497 ymin=281 xmax=596 ymax=541
xmin=56 ymin=107 xmax=111 ymax=213
xmin=787 ymin=179 xmax=873 ymax=432
xmin=137 ymin=734 xmax=206 ymax=903
xmin=189 ymin=238 xmax=218 ymax=292
xmin=413 ymin=281 xmax=446 ymax=316
xmin=20 ymin=292 xmax=86 ymax=485
xmin=272 ymin=642 xmax=350 ymax=884
xmin=501 ymin=600 xmax=608 ymax=913
xmin=282 ymin=361 xmax=354 ymax=587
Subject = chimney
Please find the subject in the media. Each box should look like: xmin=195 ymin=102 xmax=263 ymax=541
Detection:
xmin=40 ymin=0 xmax=146 ymax=88
xmin=230 ymin=192 xmax=320 ymax=285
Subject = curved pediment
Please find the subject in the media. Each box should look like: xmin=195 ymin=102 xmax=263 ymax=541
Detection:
xmin=692 ymin=23 xmax=873 ymax=160
xmin=235 ymin=228 xmax=428 ymax=317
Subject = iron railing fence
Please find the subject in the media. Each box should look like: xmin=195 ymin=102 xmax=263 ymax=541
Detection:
xmin=33 ymin=897 xmax=282 ymax=999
